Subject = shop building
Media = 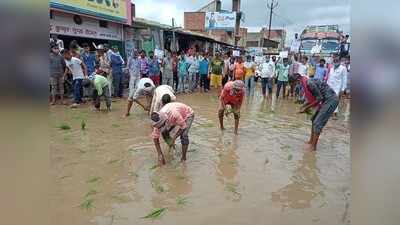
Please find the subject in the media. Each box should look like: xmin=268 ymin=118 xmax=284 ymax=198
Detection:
xmin=49 ymin=0 xmax=132 ymax=57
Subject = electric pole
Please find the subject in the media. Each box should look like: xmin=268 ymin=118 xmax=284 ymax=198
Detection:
xmin=267 ymin=0 xmax=278 ymax=39
xmin=172 ymin=18 xmax=176 ymax=52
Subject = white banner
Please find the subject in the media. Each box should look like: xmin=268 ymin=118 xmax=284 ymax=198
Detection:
xmin=205 ymin=12 xmax=236 ymax=31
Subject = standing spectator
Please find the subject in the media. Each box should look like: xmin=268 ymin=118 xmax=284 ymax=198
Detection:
xmin=298 ymin=56 xmax=308 ymax=77
xmin=244 ymin=55 xmax=256 ymax=96
xmin=222 ymin=53 xmax=231 ymax=86
xmin=275 ymin=58 xmax=290 ymax=99
xmin=148 ymin=51 xmax=161 ymax=86
xmin=289 ymin=54 xmax=300 ymax=97
xmin=81 ymin=43 xmax=96 ymax=76
xmin=50 ymin=34 xmax=64 ymax=50
xmin=49 ymin=43 xmax=65 ymax=105
xmin=62 ymin=49 xmax=87 ymax=108
xmin=96 ymin=45 xmax=111 ymax=95
xmin=127 ymin=49 xmax=141 ymax=100
xmin=69 ymin=40 xmax=82 ymax=59
xmin=172 ymin=52 xmax=179 ymax=91
xmin=233 ymin=57 xmax=245 ymax=81
xmin=187 ymin=52 xmax=199 ymax=92
xmin=138 ymin=50 xmax=149 ymax=77
xmin=307 ymin=55 xmax=317 ymax=78
xmin=228 ymin=57 xmax=235 ymax=81
xmin=314 ymin=59 xmax=328 ymax=81
xmin=209 ymin=53 xmax=224 ymax=91
xmin=110 ymin=46 xmax=124 ymax=98
xmin=258 ymin=56 xmax=275 ymax=98
xmin=199 ymin=53 xmax=210 ymax=92
xmin=178 ymin=55 xmax=188 ymax=93
xmin=289 ymin=33 xmax=301 ymax=54
xmin=326 ymin=56 xmax=347 ymax=117
xmin=162 ymin=52 xmax=174 ymax=87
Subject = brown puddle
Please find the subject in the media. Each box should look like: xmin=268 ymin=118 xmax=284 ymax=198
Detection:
xmin=50 ymin=89 xmax=350 ymax=225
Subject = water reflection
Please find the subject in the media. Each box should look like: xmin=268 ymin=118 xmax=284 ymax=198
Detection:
xmin=150 ymin=163 xmax=193 ymax=210
xmin=271 ymin=152 xmax=323 ymax=210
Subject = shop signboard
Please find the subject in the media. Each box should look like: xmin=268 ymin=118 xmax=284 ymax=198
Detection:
xmin=50 ymin=12 xmax=123 ymax=40
xmin=205 ymin=11 xmax=236 ymax=31
xmin=50 ymin=0 xmax=131 ymax=24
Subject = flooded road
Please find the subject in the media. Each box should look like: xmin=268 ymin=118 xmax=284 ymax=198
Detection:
xmin=50 ymin=89 xmax=350 ymax=225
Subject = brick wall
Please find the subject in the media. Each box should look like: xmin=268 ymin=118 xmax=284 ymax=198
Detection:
xmin=184 ymin=12 xmax=205 ymax=31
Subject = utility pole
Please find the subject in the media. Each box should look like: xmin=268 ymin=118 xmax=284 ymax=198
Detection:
xmin=172 ymin=18 xmax=176 ymax=52
xmin=267 ymin=0 xmax=278 ymax=39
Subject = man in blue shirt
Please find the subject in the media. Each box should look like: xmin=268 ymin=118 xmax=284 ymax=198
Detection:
xmin=110 ymin=46 xmax=125 ymax=98
xmin=199 ymin=54 xmax=210 ymax=92
xmin=148 ymin=51 xmax=161 ymax=85
xmin=81 ymin=43 xmax=96 ymax=76
xmin=314 ymin=59 xmax=327 ymax=81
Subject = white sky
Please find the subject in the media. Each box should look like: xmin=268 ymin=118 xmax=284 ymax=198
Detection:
xmin=132 ymin=0 xmax=350 ymax=43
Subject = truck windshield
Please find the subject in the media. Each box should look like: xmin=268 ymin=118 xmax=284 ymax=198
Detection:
xmin=301 ymin=40 xmax=316 ymax=50
xmin=321 ymin=40 xmax=339 ymax=51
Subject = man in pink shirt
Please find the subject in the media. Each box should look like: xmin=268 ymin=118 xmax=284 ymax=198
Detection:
xmin=150 ymin=102 xmax=195 ymax=165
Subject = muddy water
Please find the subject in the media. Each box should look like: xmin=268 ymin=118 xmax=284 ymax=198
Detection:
xmin=50 ymin=89 xmax=350 ymax=225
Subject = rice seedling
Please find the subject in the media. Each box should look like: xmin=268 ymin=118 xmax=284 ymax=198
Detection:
xmin=59 ymin=175 xmax=71 ymax=180
xmin=108 ymin=159 xmax=120 ymax=164
xmin=80 ymin=198 xmax=94 ymax=210
xmin=87 ymin=176 xmax=101 ymax=183
xmin=58 ymin=123 xmax=71 ymax=130
xmin=176 ymin=196 xmax=188 ymax=206
xmin=141 ymin=208 xmax=166 ymax=219
xmin=287 ymin=154 xmax=293 ymax=161
xmin=128 ymin=148 xmax=138 ymax=153
xmin=81 ymin=120 xmax=86 ymax=130
xmin=111 ymin=123 xmax=120 ymax=128
xmin=176 ymin=174 xmax=186 ymax=180
xmin=85 ymin=189 xmax=98 ymax=198
xmin=225 ymin=183 xmax=241 ymax=195
xmin=150 ymin=165 xmax=158 ymax=170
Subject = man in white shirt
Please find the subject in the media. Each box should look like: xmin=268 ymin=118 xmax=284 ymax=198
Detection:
xmin=327 ymin=56 xmax=347 ymax=116
xmin=62 ymin=49 xmax=87 ymax=108
xmin=290 ymin=33 xmax=301 ymax=54
xmin=125 ymin=77 xmax=155 ymax=116
xmin=298 ymin=56 xmax=308 ymax=77
xmin=258 ymin=56 xmax=275 ymax=98
xmin=149 ymin=85 xmax=176 ymax=113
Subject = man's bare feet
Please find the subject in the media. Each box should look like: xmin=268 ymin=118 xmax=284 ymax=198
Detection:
xmin=124 ymin=113 xmax=130 ymax=117
xmin=180 ymin=157 xmax=187 ymax=162
xmin=50 ymin=101 xmax=56 ymax=105
xmin=158 ymin=157 xmax=166 ymax=166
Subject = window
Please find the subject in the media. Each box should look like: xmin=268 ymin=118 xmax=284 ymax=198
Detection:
xmin=99 ymin=20 xmax=108 ymax=28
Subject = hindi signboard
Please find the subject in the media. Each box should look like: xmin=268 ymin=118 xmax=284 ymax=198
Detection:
xmin=205 ymin=12 xmax=236 ymax=31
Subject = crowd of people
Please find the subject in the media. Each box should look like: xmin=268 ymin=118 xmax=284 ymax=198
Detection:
xmin=50 ymin=38 xmax=350 ymax=165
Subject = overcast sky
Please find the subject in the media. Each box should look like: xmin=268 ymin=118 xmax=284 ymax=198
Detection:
xmin=132 ymin=0 xmax=350 ymax=43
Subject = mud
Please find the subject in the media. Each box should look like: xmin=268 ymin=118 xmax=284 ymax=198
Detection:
xmin=50 ymin=90 xmax=350 ymax=225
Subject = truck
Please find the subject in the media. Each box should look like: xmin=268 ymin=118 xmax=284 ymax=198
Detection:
xmin=299 ymin=25 xmax=341 ymax=56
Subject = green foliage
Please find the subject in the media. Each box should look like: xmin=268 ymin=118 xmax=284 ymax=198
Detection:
xmin=141 ymin=208 xmax=166 ymax=219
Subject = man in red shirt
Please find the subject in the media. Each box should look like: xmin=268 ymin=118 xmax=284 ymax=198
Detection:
xmin=218 ymin=80 xmax=245 ymax=134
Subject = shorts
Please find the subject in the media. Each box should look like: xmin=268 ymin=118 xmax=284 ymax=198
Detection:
xmin=180 ymin=114 xmax=194 ymax=145
xmin=210 ymin=74 xmax=222 ymax=88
